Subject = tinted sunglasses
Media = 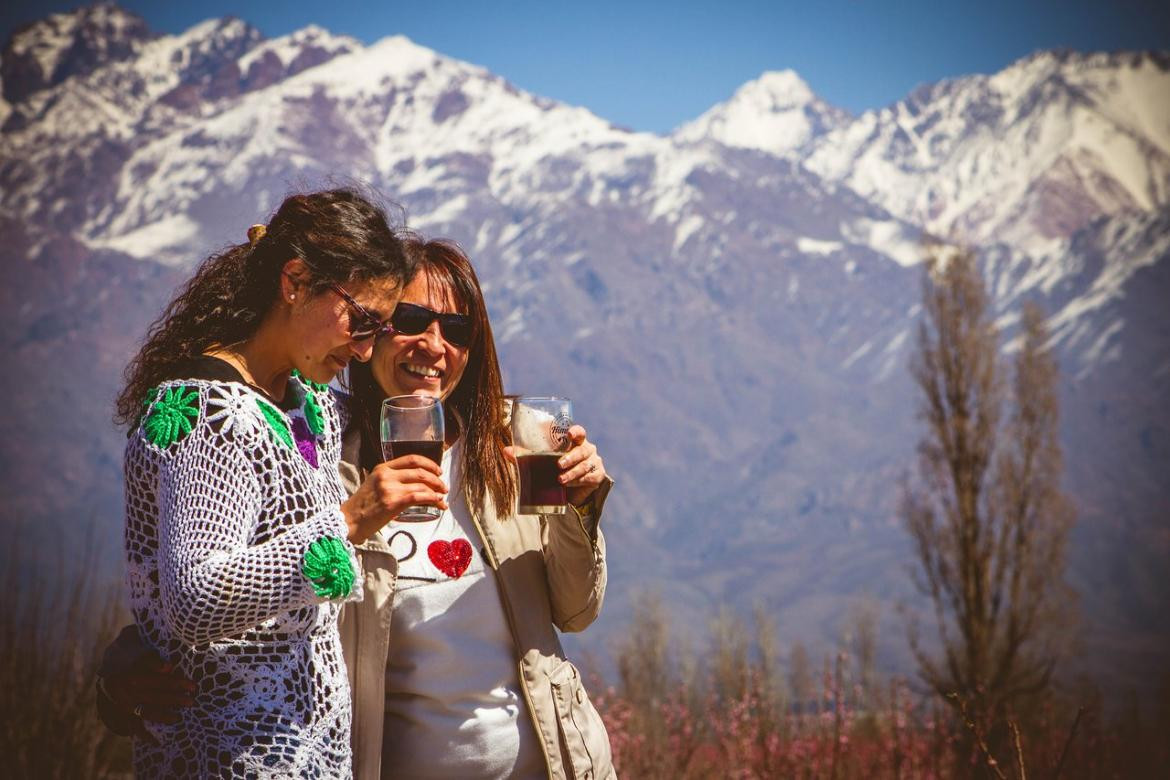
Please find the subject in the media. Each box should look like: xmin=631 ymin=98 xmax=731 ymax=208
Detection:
xmin=328 ymin=283 xmax=393 ymax=341
xmin=390 ymin=302 xmax=473 ymax=348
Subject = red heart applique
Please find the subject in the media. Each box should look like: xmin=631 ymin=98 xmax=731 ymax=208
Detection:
xmin=427 ymin=539 xmax=473 ymax=578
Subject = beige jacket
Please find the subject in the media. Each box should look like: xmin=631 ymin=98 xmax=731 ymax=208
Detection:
xmin=338 ymin=455 xmax=616 ymax=780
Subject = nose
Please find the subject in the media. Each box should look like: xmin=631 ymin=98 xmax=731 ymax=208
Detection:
xmin=416 ymin=321 xmax=444 ymax=353
xmin=350 ymin=336 xmax=376 ymax=363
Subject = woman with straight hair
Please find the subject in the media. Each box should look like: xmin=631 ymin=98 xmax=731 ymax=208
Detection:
xmin=115 ymin=189 xmax=447 ymax=778
xmin=341 ymin=234 xmax=614 ymax=779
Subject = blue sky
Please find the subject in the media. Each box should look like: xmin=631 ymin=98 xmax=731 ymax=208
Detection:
xmin=4 ymin=1 xmax=1168 ymax=132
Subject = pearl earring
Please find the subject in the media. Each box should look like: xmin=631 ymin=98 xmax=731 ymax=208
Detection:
xmin=289 ymin=294 xmax=296 ymax=301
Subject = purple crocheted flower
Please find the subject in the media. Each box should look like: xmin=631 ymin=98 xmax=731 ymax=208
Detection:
xmin=291 ymin=415 xmax=319 ymax=468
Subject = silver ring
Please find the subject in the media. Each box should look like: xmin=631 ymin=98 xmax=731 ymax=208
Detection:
xmin=134 ymin=704 xmax=144 ymax=718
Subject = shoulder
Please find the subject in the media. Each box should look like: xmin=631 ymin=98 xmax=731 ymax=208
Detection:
xmin=133 ymin=379 xmax=286 ymax=455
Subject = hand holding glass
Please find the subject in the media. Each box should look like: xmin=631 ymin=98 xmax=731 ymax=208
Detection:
xmin=380 ymin=395 xmax=445 ymax=522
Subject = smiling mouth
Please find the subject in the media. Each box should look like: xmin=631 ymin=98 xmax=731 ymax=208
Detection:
xmin=401 ymin=363 xmax=442 ymax=380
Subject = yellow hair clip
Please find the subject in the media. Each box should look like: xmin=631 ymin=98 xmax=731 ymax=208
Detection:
xmin=247 ymin=224 xmax=267 ymax=246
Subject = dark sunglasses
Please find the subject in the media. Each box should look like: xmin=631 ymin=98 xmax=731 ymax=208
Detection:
xmin=391 ymin=302 xmax=473 ymax=348
xmin=328 ymin=283 xmax=393 ymax=341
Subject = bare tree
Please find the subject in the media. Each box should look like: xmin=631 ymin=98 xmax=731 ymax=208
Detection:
xmin=848 ymin=602 xmax=878 ymax=711
xmin=753 ymin=604 xmax=787 ymax=721
xmin=617 ymin=591 xmax=673 ymax=712
xmin=789 ymin=641 xmax=812 ymax=715
xmin=710 ymin=606 xmax=750 ymax=702
xmin=902 ymin=246 xmax=1074 ymax=734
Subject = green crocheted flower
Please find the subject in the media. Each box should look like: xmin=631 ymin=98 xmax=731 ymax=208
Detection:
xmin=143 ymin=386 xmax=200 ymax=448
xmin=256 ymin=399 xmax=292 ymax=449
xmin=301 ymin=536 xmax=355 ymax=600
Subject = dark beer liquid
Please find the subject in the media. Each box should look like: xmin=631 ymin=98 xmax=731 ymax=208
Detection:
xmin=382 ymin=440 xmax=442 ymax=465
xmin=518 ymin=454 xmax=567 ymax=511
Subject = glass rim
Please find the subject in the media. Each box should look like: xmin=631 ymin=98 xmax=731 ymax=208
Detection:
xmin=382 ymin=394 xmax=442 ymax=410
xmin=513 ymin=395 xmax=570 ymax=403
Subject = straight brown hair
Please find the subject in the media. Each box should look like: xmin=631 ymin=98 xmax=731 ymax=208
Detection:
xmin=347 ymin=235 xmax=516 ymax=516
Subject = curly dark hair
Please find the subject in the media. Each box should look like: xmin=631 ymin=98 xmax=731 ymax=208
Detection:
xmin=347 ymin=235 xmax=517 ymax=516
xmin=116 ymin=188 xmax=412 ymax=426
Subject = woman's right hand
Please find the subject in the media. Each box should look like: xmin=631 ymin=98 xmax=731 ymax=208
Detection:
xmin=101 ymin=652 xmax=196 ymax=726
xmin=341 ymin=455 xmax=448 ymax=544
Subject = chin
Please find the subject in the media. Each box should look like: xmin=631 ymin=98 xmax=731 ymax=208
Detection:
xmin=302 ymin=365 xmax=336 ymax=385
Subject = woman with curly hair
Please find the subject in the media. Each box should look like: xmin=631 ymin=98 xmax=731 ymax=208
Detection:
xmin=114 ymin=189 xmax=444 ymax=778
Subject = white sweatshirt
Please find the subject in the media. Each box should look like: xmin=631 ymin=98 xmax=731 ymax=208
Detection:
xmin=379 ymin=441 xmax=545 ymax=779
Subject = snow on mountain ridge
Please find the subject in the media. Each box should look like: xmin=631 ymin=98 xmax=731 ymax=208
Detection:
xmin=87 ymin=28 xmax=882 ymax=283
xmin=4 ymin=10 xmax=1164 ymax=304
xmin=800 ymin=49 xmax=1170 ymax=250
xmin=1 ymin=2 xmax=155 ymax=103
xmin=7 ymin=10 xmax=83 ymax=77
xmin=236 ymin=24 xmax=358 ymax=73
xmin=73 ymin=29 xmax=647 ymax=259
xmin=70 ymin=24 xmax=742 ymax=264
xmin=737 ymin=69 xmax=817 ymax=104
xmin=674 ymin=68 xmax=851 ymax=156
xmin=0 ymin=14 xmax=372 ymax=234
xmin=1043 ymin=206 xmax=1170 ymax=372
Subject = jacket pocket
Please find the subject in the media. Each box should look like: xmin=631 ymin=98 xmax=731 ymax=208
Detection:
xmin=549 ymin=659 xmax=613 ymax=780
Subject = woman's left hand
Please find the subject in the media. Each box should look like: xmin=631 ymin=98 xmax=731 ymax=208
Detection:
xmin=557 ymin=425 xmax=607 ymax=506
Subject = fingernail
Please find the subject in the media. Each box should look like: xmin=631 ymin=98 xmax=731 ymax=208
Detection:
xmin=557 ymin=458 xmax=567 ymax=468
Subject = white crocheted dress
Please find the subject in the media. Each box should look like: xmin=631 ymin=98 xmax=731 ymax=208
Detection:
xmin=123 ymin=376 xmax=361 ymax=778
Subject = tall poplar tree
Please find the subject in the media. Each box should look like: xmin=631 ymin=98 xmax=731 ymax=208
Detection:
xmin=903 ymin=247 xmax=1075 ymax=734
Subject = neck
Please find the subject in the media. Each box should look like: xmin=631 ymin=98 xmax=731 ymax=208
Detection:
xmin=207 ymin=314 xmax=292 ymax=400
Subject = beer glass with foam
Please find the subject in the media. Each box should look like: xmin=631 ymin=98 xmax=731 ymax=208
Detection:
xmin=511 ymin=396 xmax=573 ymax=514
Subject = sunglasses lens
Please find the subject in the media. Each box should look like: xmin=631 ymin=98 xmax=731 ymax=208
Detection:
xmin=391 ymin=304 xmax=473 ymax=347
xmin=391 ymin=306 xmax=431 ymax=336
xmin=442 ymin=318 xmax=472 ymax=348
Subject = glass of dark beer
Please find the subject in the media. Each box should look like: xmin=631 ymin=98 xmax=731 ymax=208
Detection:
xmin=380 ymin=394 xmax=445 ymax=521
xmin=511 ymin=396 xmax=573 ymax=514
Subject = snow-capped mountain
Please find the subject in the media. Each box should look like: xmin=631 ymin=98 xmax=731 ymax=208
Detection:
xmin=2 ymin=4 xmax=1166 ymax=690
xmin=673 ymin=69 xmax=851 ymax=156
xmin=1 ymin=2 xmax=155 ymax=104
xmin=687 ymin=51 xmax=1170 ymax=256
xmin=803 ymin=51 xmax=1170 ymax=251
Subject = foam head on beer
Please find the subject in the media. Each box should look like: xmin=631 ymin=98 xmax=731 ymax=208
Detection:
xmin=513 ymin=404 xmax=558 ymax=453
